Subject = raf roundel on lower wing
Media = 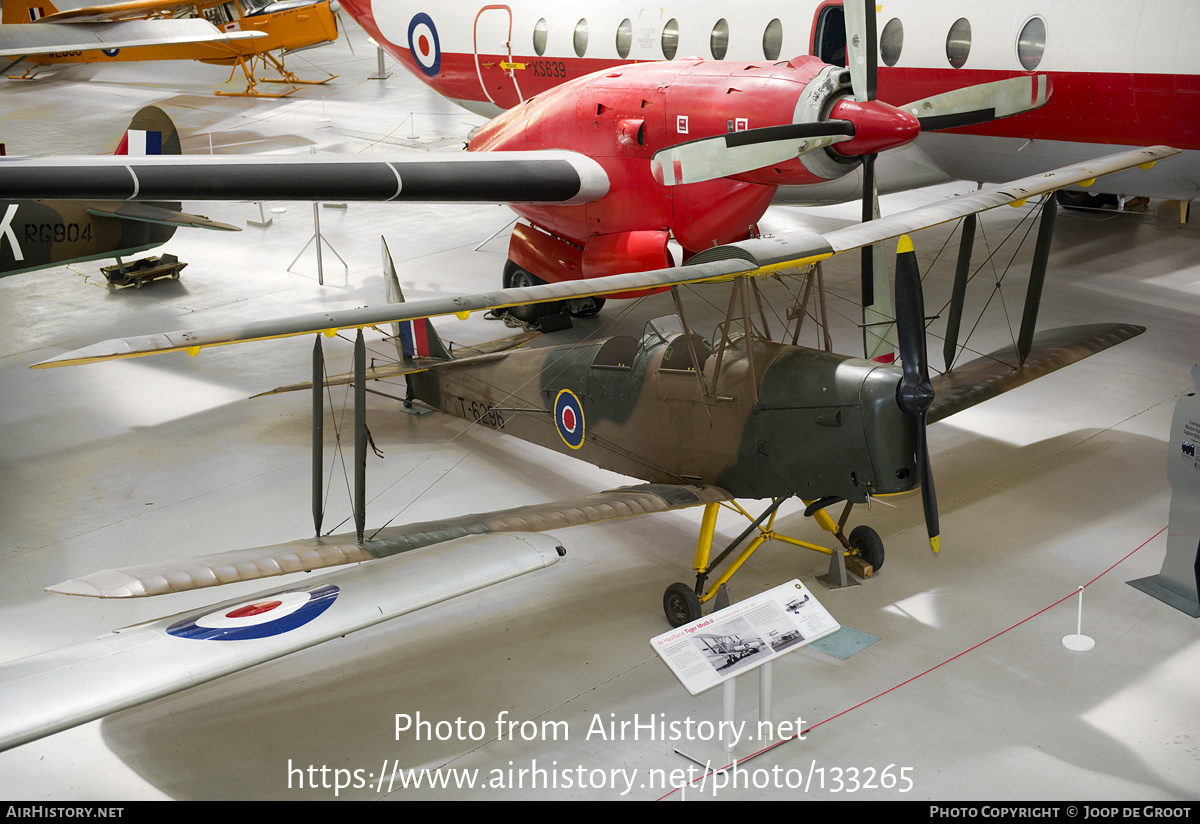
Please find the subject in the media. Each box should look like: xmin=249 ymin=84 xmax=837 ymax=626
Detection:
xmin=167 ymin=584 xmax=339 ymax=641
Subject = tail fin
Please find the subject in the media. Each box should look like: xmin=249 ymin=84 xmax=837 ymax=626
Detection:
xmin=383 ymin=236 xmax=451 ymax=362
xmin=3 ymin=1 xmax=61 ymax=24
xmin=115 ymin=106 xmax=181 ymax=156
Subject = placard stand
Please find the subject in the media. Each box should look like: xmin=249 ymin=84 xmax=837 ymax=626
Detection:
xmin=674 ymin=662 xmax=789 ymax=769
xmin=651 ymin=580 xmax=835 ymax=770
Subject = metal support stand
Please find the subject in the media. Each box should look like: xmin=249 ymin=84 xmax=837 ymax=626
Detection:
xmin=675 ymin=662 xmax=784 ymax=771
xmin=288 ymin=202 xmax=348 ymax=285
xmin=369 ymin=44 xmax=391 ymax=80
xmin=247 ymin=202 xmax=273 ymax=228
xmin=474 ymin=215 xmax=519 ymax=252
xmin=721 ymin=679 xmax=737 ymax=752
xmin=759 ymin=661 xmax=773 ymax=729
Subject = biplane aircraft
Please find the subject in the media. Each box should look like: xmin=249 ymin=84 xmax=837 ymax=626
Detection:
xmin=0 ymin=105 xmax=237 ymax=279
xmin=0 ymin=132 xmax=1174 ymax=750
xmin=1 ymin=0 xmax=338 ymax=96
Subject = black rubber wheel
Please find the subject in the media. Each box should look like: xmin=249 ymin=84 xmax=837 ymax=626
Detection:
xmin=504 ymin=262 xmax=562 ymax=323
xmin=663 ymin=582 xmax=702 ymax=627
xmin=1058 ymin=190 xmax=1118 ymax=211
xmin=568 ymin=297 xmax=606 ymax=318
xmin=848 ymin=525 xmax=884 ymax=571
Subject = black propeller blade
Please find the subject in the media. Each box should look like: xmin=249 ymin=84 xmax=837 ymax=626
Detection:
xmin=844 ymin=0 xmax=894 ymax=361
xmin=893 ymin=235 xmax=940 ymax=554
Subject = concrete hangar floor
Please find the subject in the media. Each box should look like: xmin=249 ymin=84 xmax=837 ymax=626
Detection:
xmin=0 ymin=23 xmax=1196 ymax=802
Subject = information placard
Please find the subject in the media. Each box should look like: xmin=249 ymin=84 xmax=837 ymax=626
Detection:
xmin=650 ymin=580 xmax=840 ymax=695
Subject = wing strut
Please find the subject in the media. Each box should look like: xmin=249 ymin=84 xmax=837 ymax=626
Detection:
xmin=310 ymin=329 xmax=368 ymax=543
xmin=943 ymin=214 xmax=976 ymax=372
xmin=313 ymin=335 xmax=325 ymax=536
xmin=1017 ymin=193 xmax=1059 ymax=364
xmin=354 ymin=329 xmax=367 ymax=546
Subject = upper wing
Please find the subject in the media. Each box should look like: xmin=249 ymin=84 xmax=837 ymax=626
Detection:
xmin=0 ymin=532 xmax=563 ymax=753
xmin=25 ymin=146 xmax=1179 ymax=369
xmin=35 ymin=1 xmax=216 ymax=23
xmin=0 ymin=18 xmax=265 ymax=56
xmin=0 ymin=150 xmax=610 ymax=204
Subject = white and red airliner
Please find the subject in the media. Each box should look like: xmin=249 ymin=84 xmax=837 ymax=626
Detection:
xmin=337 ymin=0 xmax=1200 ymax=206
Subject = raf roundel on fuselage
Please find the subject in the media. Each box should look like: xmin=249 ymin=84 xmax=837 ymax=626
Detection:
xmin=408 ymin=12 xmax=441 ymax=76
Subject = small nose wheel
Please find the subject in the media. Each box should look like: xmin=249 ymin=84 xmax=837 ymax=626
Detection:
xmin=663 ymin=582 xmax=702 ymax=627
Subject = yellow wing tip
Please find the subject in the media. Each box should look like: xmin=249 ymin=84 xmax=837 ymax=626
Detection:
xmin=896 ymin=234 xmax=914 ymax=254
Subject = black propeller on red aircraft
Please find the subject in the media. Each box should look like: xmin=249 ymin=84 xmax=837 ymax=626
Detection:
xmin=843 ymin=0 xmax=890 ymax=360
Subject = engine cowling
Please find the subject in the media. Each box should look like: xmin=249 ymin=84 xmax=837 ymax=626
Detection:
xmin=472 ymin=56 xmax=918 ymax=283
xmin=752 ymin=348 xmax=917 ymax=503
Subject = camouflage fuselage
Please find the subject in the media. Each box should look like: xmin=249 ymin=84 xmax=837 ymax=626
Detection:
xmin=0 ymin=200 xmax=175 ymax=277
xmin=410 ymin=320 xmax=919 ymax=503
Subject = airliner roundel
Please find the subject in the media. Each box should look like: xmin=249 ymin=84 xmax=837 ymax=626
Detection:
xmin=408 ymin=12 xmax=441 ymax=77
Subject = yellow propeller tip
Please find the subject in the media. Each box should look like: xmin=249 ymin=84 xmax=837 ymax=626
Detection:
xmin=930 ymin=535 xmax=940 ymax=555
xmin=897 ymin=234 xmax=914 ymax=254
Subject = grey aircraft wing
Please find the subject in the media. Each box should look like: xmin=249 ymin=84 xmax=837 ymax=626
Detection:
xmin=0 ymin=18 xmax=264 ymax=56
xmin=0 ymin=532 xmax=563 ymax=753
xmin=26 ymin=146 xmax=1179 ymax=369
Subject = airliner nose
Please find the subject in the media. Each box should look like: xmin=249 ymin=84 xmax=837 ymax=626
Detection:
xmin=827 ymin=98 xmax=922 ymax=157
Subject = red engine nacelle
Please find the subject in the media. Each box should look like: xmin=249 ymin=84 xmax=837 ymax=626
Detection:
xmin=471 ymin=55 xmax=918 ymax=290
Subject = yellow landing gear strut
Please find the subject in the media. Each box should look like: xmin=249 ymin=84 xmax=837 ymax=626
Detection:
xmin=662 ymin=497 xmax=884 ymax=627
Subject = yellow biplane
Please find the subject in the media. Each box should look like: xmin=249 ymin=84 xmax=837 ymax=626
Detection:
xmin=0 ymin=0 xmax=339 ymax=96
